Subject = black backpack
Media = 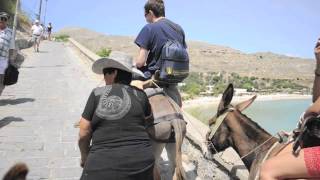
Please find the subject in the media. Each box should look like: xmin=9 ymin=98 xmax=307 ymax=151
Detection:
xmin=156 ymin=19 xmax=189 ymax=84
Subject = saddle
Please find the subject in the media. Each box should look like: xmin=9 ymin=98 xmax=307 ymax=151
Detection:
xmin=144 ymin=88 xmax=183 ymax=124
xmin=144 ymin=87 xmax=184 ymax=143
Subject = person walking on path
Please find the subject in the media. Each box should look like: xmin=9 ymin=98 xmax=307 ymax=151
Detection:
xmin=259 ymin=38 xmax=320 ymax=179
xmin=0 ymin=12 xmax=12 ymax=96
xmin=78 ymin=51 xmax=154 ymax=180
xmin=47 ymin=22 xmax=52 ymax=41
xmin=134 ymin=0 xmax=188 ymax=107
xmin=31 ymin=20 xmax=43 ymax=52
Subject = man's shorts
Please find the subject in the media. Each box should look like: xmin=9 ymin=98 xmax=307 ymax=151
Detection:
xmin=32 ymin=35 xmax=41 ymax=44
xmin=304 ymin=146 xmax=320 ymax=177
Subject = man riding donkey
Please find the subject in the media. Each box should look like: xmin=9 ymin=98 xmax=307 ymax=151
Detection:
xmin=134 ymin=0 xmax=189 ymax=179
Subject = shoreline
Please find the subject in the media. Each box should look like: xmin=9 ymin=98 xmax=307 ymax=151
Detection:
xmin=183 ymin=94 xmax=312 ymax=108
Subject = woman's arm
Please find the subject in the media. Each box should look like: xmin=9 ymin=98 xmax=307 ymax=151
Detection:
xmin=78 ymin=117 xmax=92 ymax=168
xmin=313 ymin=38 xmax=320 ymax=103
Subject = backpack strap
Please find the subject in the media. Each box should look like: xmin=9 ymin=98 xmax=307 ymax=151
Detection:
xmin=155 ymin=19 xmax=184 ymax=61
xmin=162 ymin=18 xmax=184 ymax=40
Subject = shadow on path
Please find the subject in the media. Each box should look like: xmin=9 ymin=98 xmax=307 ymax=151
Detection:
xmin=21 ymin=65 xmax=66 ymax=69
xmin=0 ymin=117 xmax=24 ymax=128
xmin=0 ymin=98 xmax=35 ymax=106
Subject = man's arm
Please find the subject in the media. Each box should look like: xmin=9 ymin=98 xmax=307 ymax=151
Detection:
xmin=78 ymin=117 xmax=92 ymax=168
xmin=313 ymin=38 xmax=320 ymax=102
xmin=135 ymin=47 xmax=149 ymax=68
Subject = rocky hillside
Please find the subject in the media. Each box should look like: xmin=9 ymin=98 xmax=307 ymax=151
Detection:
xmin=0 ymin=0 xmax=32 ymax=33
xmin=57 ymin=27 xmax=315 ymax=86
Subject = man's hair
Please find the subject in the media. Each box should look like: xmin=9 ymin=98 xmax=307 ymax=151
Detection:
xmin=144 ymin=0 xmax=165 ymax=18
xmin=103 ymin=68 xmax=132 ymax=85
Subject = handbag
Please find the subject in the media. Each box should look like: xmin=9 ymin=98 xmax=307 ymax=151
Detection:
xmin=4 ymin=63 xmax=19 ymax=86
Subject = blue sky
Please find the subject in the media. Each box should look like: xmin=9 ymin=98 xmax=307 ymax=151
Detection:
xmin=21 ymin=0 xmax=320 ymax=58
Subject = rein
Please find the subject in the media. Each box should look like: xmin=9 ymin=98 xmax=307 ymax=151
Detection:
xmin=207 ymin=107 xmax=278 ymax=161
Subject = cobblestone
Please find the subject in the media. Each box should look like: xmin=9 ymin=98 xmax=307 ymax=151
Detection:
xmin=0 ymin=41 xmax=96 ymax=179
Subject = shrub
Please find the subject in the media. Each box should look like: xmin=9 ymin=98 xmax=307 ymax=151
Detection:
xmin=54 ymin=34 xmax=70 ymax=42
xmin=96 ymin=48 xmax=112 ymax=57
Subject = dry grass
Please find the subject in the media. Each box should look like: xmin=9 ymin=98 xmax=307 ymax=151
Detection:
xmin=56 ymin=27 xmax=315 ymax=87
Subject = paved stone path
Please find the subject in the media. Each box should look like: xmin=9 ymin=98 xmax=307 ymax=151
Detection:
xmin=0 ymin=41 xmax=97 ymax=179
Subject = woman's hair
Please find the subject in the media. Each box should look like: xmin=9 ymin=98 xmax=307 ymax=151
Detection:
xmin=144 ymin=0 xmax=165 ymax=17
xmin=103 ymin=68 xmax=132 ymax=85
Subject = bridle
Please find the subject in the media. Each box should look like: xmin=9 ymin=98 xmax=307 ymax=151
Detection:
xmin=206 ymin=105 xmax=277 ymax=160
xmin=207 ymin=105 xmax=235 ymax=140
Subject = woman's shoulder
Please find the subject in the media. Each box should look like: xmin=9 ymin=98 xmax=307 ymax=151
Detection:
xmin=92 ymin=85 xmax=113 ymax=96
xmin=127 ymin=85 xmax=148 ymax=99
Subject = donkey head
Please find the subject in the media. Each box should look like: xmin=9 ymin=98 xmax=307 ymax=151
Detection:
xmin=206 ymin=84 xmax=257 ymax=154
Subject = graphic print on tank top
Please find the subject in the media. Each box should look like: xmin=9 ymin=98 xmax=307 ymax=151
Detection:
xmin=95 ymin=86 xmax=132 ymax=120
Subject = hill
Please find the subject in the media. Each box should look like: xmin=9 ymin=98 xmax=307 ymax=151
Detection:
xmin=57 ymin=27 xmax=315 ymax=87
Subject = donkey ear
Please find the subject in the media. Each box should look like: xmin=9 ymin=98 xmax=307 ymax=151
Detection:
xmin=217 ymin=84 xmax=234 ymax=114
xmin=235 ymin=95 xmax=257 ymax=112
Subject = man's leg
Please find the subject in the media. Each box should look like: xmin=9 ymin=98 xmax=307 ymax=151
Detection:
xmin=260 ymin=146 xmax=320 ymax=180
xmin=163 ymin=85 xmax=182 ymax=107
xmin=36 ymin=38 xmax=40 ymax=52
xmin=32 ymin=36 xmax=38 ymax=52
xmin=0 ymin=74 xmax=5 ymax=96
xmin=33 ymin=39 xmax=37 ymax=52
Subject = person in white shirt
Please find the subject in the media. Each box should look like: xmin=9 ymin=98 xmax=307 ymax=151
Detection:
xmin=31 ymin=20 xmax=43 ymax=52
xmin=0 ymin=12 xmax=12 ymax=96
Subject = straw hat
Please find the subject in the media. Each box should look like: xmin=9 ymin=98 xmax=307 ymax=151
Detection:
xmin=92 ymin=51 xmax=145 ymax=78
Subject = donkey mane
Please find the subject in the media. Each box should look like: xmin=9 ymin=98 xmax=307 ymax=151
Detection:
xmin=237 ymin=111 xmax=271 ymax=140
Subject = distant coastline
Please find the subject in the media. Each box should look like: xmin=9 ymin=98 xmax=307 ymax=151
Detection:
xmin=183 ymin=94 xmax=312 ymax=108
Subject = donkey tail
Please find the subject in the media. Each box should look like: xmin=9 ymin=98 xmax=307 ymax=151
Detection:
xmin=171 ymin=118 xmax=187 ymax=180
xmin=3 ymin=163 xmax=28 ymax=180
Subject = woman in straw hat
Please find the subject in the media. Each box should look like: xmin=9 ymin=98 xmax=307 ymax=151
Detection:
xmin=78 ymin=51 xmax=154 ymax=180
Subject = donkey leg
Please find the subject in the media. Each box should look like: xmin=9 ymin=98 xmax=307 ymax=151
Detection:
xmin=165 ymin=143 xmax=177 ymax=178
xmin=171 ymin=119 xmax=187 ymax=180
xmin=152 ymin=141 xmax=166 ymax=180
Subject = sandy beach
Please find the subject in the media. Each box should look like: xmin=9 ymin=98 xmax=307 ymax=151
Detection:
xmin=183 ymin=93 xmax=312 ymax=108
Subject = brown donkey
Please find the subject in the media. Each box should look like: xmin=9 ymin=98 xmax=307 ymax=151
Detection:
xmin=205 ymin=84 xmax=287 ymax=180
xmin=145 ymin=88 xmax=187 ymax=180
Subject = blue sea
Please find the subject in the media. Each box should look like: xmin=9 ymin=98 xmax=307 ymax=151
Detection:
xmin=185 ymin=99 xmax=312 ymax=134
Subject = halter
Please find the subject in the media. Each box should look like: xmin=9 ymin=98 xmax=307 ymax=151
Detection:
xmin=207 ymin=106 xmax=279 ymax=162
xmin=208 ymin=106 xmax=235 ymax=140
